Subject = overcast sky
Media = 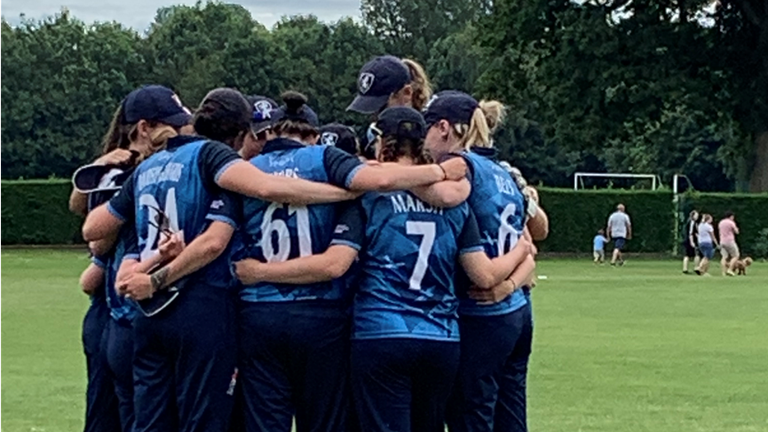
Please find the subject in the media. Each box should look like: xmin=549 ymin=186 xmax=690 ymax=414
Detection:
xmin=2 ymin=0 xmax=361 ymax=30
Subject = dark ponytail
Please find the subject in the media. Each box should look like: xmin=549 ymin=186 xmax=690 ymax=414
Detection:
xmin=101 ymin=103 xmax=132 ymax=155
xmin=273 ymin=91 xmax=319 ymax=141
xmin=379 ymin=136 xmax=432 ymax=165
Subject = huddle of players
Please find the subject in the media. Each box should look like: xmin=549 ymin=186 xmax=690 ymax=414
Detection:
xmin=73 ymin=55 xmax=544 ymax=432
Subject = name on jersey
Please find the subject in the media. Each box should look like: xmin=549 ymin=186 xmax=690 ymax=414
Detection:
xmin=271 ymin=168 xmax=300 ymax=178
xmin=137 ymin=163 xmax=184 ymax=191
xmin=494 ymin=174 xmax=518 ymax=196
xmin=391 ymin=194 xmax=444 ymax=215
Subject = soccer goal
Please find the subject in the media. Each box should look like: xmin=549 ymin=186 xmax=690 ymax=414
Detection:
xmin=573 ymin=172 xmax=660 ymax=191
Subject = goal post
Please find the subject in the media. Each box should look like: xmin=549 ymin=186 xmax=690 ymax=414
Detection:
xmin=573 ymin=172 xmax=660 ymax=191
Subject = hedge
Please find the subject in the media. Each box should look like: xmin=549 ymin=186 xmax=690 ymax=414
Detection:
xmin=1 ymin=180 xmax=83 ymax=245
xmin=680 ymin=192 xmax=768 ymax=256
xmin=2 ymin=180 xmax=767 ymax=256
xmin=536 ymin=188 xmax=676 ymax=253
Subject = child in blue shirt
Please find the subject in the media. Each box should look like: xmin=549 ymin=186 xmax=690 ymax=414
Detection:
xmin=593 ymin=229 xmax=608 ymax=264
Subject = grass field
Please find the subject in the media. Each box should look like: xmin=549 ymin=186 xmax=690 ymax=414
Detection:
xmin=2 ymin=249 xmax=767 ymax=432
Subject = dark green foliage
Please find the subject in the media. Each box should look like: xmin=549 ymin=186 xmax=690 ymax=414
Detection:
xmin=537 ymin=189 xmax=676 ymax=253
xmin=1 ymin=180 xmax=83 ymax=245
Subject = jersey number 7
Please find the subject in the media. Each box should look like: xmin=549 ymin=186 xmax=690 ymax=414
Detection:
xmin=406 ymin=221 xmax=436 ymax=291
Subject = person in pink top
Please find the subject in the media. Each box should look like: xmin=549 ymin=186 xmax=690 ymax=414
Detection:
xmin=718 ymin=211 xmax=740 ymax=276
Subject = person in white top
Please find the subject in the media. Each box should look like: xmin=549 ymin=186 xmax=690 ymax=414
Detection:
xmin=606 ymin=204 xmax=632 ymax=266
xmin=695 ymin=214 xmax=718 ymax=276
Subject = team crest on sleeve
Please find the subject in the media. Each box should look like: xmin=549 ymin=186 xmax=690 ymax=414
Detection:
xmin=253 ymin=101 xmax=273 ymax=120
xmin=358 ymin=72 xmax=375 ymax=94
xmin=321 ymin=132 xmax=339 ymax=146
xmin=210 ymin=199 xmax=224 ymax=210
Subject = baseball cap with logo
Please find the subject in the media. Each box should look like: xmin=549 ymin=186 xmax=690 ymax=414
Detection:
xmin=122 ymin=85 xmax=191 ymax=128
xmin=319 ymin=123 xmax=360 ymax=155
xmin=376 ymin=107 xmax=427 ymax=142
xmin=347 ymin=56 xmax=411 ymax=114
xmin=423 ymin=90 xmax=479 ymax=128
xmin=247 ymin=95 xmax=278 ymax=133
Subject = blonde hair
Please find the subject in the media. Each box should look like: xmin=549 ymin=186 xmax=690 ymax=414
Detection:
xmin=450 ymin=100 xmax=506 ymax=150
xmin=100 ymin=104 xmax=177 ymax=160
xmin=402 ymin=59 xmax=433 ymax=111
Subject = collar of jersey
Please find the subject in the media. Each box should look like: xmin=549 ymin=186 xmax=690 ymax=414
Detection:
xmin=262 ymin=137 xmax=306 ymax=154
xmin=167 ymin=135 xmax=208 ymax=149
xmin=469 ymin=146 xmax=498 ymax=160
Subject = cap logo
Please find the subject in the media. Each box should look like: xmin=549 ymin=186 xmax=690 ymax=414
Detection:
xmin=359 ymin=72 xmax=375 ymax=94
xmin=253 ymin=100 xmax=273 ymax=121
xmin=321 ymin=132 xmax=339 ymax=146
xmin=424 ymin=94 xmax=439 ymax=111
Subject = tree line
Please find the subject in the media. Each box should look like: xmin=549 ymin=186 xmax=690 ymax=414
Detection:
xmin=2 ymin=0 xmax=766 ymax=192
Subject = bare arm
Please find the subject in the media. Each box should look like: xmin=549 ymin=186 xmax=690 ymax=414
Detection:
xmin=79 ymin=263 xmax=105 ymax=296
xmin=411 ymin=179 xmax=471 ymax=208
xmin=82 ymin=204 xmax=124 ymax=242
xmin=69 ymin=189 xmax=88 ymax=217
xmin=88 ymin=235 xmax=118 ymax=257
xmin=120 ymin=221 xmax=234 ymax=299
xmin=349 ymin=164 xmax=444 ymax=191
xmin=527 ymin=206 xmax=549 ymax=241
xmin=459 ymin=238 xmax=532 ymax=289
xmin=468 ymin=255 xmax=536 ymax=304
xmin=234 ymin=245 xmax=359 ymax=285
xmin=217 ymin=161 xmax=357 ymax=205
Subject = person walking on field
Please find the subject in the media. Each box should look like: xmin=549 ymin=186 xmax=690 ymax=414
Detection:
xmin=695 ymin=214 xmax=718 ymax=276
xmin=718 ymin=211 xmax=740 ymax=276
xmin=606 ymin=204 xmax=632 ymax=266
xmin=683 ymin=210 xmax=701 ymax=274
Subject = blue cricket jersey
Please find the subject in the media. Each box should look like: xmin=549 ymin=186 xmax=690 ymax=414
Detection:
xmin=237 ymin=138 xmax=363 ymax=303
xmin=456 ymin=148 xmax=528 ymax=316
xmin=108 ymin=135 xmax=241 ymax=290
xmin=335 ymin=191 xmax=484 ymax=342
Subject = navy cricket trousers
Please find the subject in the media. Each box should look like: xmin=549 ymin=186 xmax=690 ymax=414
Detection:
xmin=351 ymin=338 xmax=460 ymax=432
xmin=102 ymin=318 xmax=135 ymax=432
xmin=83 ymin=297 xmax=121 ymax=432
xmin=132 ymin=285 xmax=237 ymax=432
xmin=238 ymin=301 xmax=350 ymax=432
xmin=446 ymin=303 xmax=533 ymax=432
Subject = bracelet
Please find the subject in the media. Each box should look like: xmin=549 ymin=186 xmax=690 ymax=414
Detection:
xmin=438 ymin=164 xmax=448 ymax=181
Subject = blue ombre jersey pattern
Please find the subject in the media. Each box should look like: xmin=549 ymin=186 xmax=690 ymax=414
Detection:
xmin=238 ymin=138 xmax=362 ymax=303
xmin=457 ymin=149 xmax=528 ymax=316
xmin=105 ymin=225 xmax=138 ymax=324
xmin=350 ymin=191 xmax=483 ymax=341
xmin=108 ymin=137 xmax=241 ymax=290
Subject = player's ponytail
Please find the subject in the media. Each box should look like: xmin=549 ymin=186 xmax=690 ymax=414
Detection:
xmin=273 ymin=91 xmax=319 ymax=142
xmin=449 ymin=100 xmax=505 ymax=150
xmin=402 ymin=59 xmax=433 ymax=112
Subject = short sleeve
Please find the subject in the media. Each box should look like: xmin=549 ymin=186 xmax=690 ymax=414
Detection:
xmin=197 ymin=141 xmax=242 ymax=190
xmin=458 ymin=208 xmax=484 ymax=254
xmin=106 ymin=172 xmax=136 ymax=223
xmin=121 ymin=225 xmax=140 ymax=261
xmin=330 ymin=200 xmax=366 ymax=251
xmin=206 ymin=191 xmax=243 ymax=229
xmin=323 ymin=146 xmax=364 ymax=189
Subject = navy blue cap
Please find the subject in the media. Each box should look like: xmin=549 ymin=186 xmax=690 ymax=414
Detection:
xmin=122 ymin=85 xmax=191 ymax=128
xmin=272 ymin=101 xmax=319 ymax=127
xmin=319 ymin=123 xmax=360 ymax=155
xmin=376 ymin=107 xmax=427 ymax=141
xmin=347 ymin=56 xmax=411 ymax=114
xmin=247 ymin=95 xmax=279 ymax=133
xmin=200 ymin=88 xmax=252 ymax=129
xmin=423 ymin=90 xmax=479 ymax=127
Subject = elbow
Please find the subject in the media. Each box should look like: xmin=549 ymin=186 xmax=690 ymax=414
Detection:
xmin=202 ymin=236 xmax=229 ymax=259
xmin=324 ymin=259 xmax=350 ymax=280
xmin=472 ymin=274 xmax=496 ymax=290
xmin=82 ymin=221 xmax=99 ymax=242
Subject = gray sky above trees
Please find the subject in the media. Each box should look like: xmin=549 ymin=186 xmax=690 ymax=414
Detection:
xmin=2 ymin=0 xmax=361 ymax=29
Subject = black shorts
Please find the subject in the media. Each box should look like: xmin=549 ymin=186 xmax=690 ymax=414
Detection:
xmin=683 ymin=242 xmax=698 ymax=259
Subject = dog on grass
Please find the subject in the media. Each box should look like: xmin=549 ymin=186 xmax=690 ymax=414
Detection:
xmin=732 ymin=257 xmax=753 ymax=275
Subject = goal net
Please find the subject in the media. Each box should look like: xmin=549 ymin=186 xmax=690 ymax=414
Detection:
xmin=573 ymin=172 xmax=660 ymax=191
